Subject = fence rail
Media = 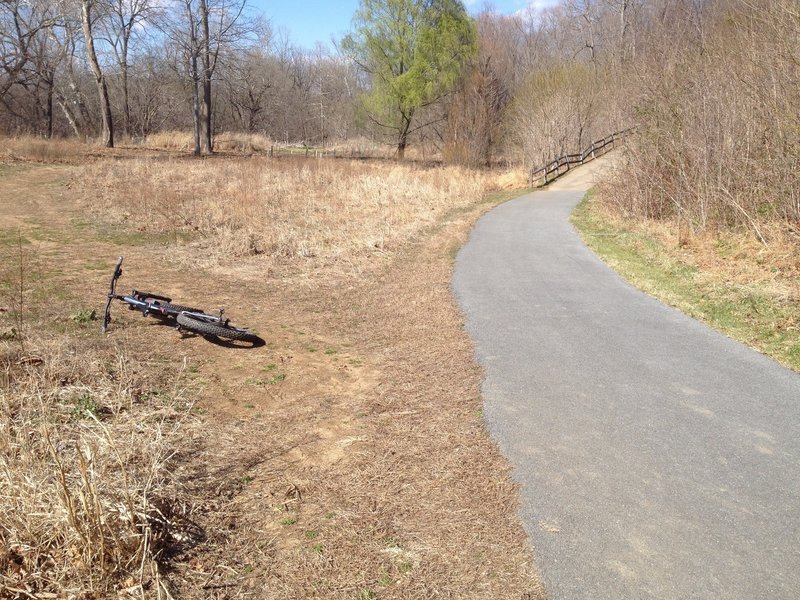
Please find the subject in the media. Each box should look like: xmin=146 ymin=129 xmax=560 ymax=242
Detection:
xmin=528 ymin=127 xmax=635 ymax=187
xmin=267 ymin=145 xmax=367 ymax=159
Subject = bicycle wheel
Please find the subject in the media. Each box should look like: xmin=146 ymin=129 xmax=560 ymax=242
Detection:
xmin=176 ymin=312 xmax=259 ymax=342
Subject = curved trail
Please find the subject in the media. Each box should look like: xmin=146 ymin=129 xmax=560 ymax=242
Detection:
xmin=453 ymin=161 xmax=800 ymax=599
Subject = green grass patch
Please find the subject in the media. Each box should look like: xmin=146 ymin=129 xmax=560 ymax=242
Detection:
xmin=572 ymin=195 xmax=800 ymax=372
xmin=0 ymin=230 xmax=32 ymax=247
xmin=70 ymin=216 xmax=196 ymax=247
xmin=70 ymin=392 xmax=100 ymax=421
xmin=245 ymin=372 xmax=286 ymax=386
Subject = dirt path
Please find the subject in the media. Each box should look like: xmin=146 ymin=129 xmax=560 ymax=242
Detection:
xmin=1 ymin=161 xmax=543 ymax=598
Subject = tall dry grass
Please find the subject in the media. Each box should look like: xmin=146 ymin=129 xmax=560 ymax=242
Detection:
xmin=0 ymin=136 xmax=94 ymax=163
xmin=81 ymin=158 xmax=491 ymax=266
xmin=142 ymin=131 xmax=275 ymax=154
xmin=141 ymin=132 xmax=432 ymax=160
xmin=0 ymin=239 xmax=196 ymax=598
xmin=1 ymin=333 xmax=195 ymax=596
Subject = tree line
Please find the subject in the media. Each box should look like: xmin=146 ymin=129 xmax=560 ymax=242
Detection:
xmin=2 ymin=0 xmax=798 ymax=233
xmin=0 ymin=0 xmax=647 ymax=162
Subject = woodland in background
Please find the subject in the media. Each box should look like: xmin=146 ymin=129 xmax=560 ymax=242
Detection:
xmin=1 ymin=0 xmax=798 ymax=234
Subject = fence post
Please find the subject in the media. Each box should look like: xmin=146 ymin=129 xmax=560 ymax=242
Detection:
xmin=529 ymin=128 xmax=631 ymax=187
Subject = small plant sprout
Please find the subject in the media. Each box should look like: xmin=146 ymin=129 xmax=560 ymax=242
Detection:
xmin=70 ymin=392 xmax=99 ymax=420
xmin=70 ymin=308 xmax=97 ymax=323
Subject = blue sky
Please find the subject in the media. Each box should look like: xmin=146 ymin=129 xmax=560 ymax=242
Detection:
xmin=249 ymin=1 xmax=550 ymax=50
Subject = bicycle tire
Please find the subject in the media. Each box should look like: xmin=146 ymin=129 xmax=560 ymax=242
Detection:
xmin=176 ymin=312 xmax=259 ymax=342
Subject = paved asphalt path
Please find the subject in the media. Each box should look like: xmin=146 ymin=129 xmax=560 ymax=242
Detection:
xmin=452 ymin=166 xmax=800 ymax=599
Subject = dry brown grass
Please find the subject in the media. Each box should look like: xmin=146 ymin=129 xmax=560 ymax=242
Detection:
xmin=142 ymin=131 xmax=274 ymax=154
xmin=594 ymin=169 xmax=800 ymax=293
xmin=0 ymin=334 xmax=198 ymax=597
xmin=1 ymin=153 xmax=540 ymax=598
xmin=0 ymin=238 xmax=198 ymax=598
xmin=140 ymin=132 xmax=442 ymax=161
xmin=0 ymin=137 xmax=95 ymax=163
xmin=159 ymin=184 xmax=543 ymax=599
xmin=81 ymin=157 xmax=490 ymax=269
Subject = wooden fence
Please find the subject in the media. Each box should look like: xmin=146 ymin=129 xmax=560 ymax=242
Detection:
xmin=267 ymin=145 xmax=368 ymax=159
xmin=528 ymin=127 xmax=635 ymax=187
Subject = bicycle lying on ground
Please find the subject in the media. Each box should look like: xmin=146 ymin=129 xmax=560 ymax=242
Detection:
xmin=101 ymin=256 xmax=260 ymax=343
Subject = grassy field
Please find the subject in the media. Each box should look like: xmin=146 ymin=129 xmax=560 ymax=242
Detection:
xmin=572 ymin=193 xmax=800 ymax=372
xmin=0 ymin=138 xmax=543 ymax=599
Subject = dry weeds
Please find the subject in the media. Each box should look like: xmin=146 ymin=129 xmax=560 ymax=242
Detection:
xmin=80 ymin=157 xmax=490 ymax=270
xmin=593 ymin=180 xmax=800 ymax=299
xmin=0 ymin=137 xmax=95 ymax=164
xmin=1 ymin=151 xmax=541 ymax=598
xmin=139 ymin=132 xmax=435 ymax=161
xmin=0 ymin=333 xmax=199 ymax=597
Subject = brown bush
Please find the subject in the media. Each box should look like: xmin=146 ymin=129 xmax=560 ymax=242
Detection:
xmin=602 ymin=0 xmax=800 ymax=237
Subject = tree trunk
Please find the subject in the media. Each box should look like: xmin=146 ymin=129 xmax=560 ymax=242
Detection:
xmin=57 ymin=95 xmax=83 ymax=137
xmin=185 ymin=0 xmax=201 ymax=155
xmin=191 ymin=59 xmax=202 ymax=156
xmin=45 ymin=77 xmax=53 ymax=139
xmin=397 ymin=110 xmax=413 ymax=159
xmin=200 ymin=0 xmax=213 ymax=154
xmin=81 ymin=0 xmax=114 ymax=147
xmin=620 ymin=0 xmax=633 ymax=64
xmin=120 ymin=43 xmax=131 ymax=137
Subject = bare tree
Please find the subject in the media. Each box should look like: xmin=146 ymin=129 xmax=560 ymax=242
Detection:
xmin=81 ymin=0 xmax=114 ymax=146
xmin=53 ymin=17 xmax=93 ymax=138
xmin=443 ymin=10 xmax=515 ymax=166
xmin=0 ymin=0 xmax=57 ymax=99
xmin=101 ymin=0 xmax=157 ymax=136
xmin=167 ymin=0 xmax=246 ymax=153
